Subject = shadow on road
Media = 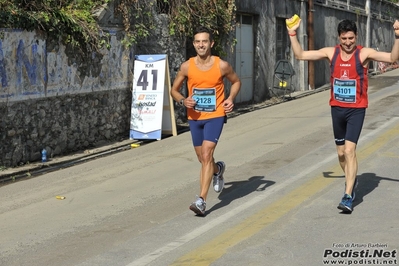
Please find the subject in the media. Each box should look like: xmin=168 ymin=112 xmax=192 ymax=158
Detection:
xmin=206 ymin=176 xmax=275 ymax=215
xmin=352 ymin=172 xmax=399 ymax=208
xmin=323 ymin=171 xmax=399 ymax=213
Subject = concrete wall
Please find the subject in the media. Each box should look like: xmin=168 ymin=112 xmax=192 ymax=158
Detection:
xmin=0 ymin=29 xmax=132 ymax=101
xmin=303 ymin=0 xmax=397 ymax=87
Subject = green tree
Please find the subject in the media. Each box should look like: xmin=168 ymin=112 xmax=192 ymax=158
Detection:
xmin=0 ymin=0 xmax=236 ymax=53
xmin=119 ymin=0 xmax=237 ymax=54
xmin=0 ymin=0 xmax=109 ymax=53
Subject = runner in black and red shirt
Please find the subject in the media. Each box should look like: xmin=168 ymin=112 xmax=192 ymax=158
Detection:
xmin=287 ymin=17 xmax=399 ymax=213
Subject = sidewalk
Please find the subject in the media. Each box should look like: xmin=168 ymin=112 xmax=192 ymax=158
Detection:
xmin=0 ymin=138 xmax=142 ymax=183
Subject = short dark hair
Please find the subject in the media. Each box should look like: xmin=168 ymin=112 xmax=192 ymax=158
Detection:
xmin=193 ymin=26 xmax=214 ymax=41
xmin=337 ymin=19 xmax=357 ymax=35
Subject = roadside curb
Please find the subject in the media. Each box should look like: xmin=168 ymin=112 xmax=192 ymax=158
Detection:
xmin=0 ymin=140 xmax=140 ymax=184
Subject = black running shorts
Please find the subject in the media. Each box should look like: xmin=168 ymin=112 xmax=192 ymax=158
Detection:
xmin=331 ymin=106 xmax=366 ymax=145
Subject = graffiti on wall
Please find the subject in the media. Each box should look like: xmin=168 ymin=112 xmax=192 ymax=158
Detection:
xmin=0 ymin=29 xmax=133 ymax=102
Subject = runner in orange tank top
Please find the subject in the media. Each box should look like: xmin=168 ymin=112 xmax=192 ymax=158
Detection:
xmin=287 ymin=17 xmax=399 ymax=213
xmin=171 ymin=26 xmax=241 ymax=216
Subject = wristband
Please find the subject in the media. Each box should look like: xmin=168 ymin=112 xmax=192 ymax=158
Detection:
xmin=289 ymin=32 xmax=297 ymax=36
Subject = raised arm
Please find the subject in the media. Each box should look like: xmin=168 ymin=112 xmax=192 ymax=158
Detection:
xmin=363 ymin=20 xmax=399 ymax=63
xmin=287 ymin=17 xmax=333 ymax=61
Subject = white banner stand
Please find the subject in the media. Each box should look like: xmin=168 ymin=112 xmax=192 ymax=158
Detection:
xmin=129 ymin=54 xmax=177 ymax=140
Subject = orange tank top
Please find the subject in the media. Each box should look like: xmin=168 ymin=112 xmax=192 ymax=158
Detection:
xmin=187 ymin=56 xmax=226 ymax=120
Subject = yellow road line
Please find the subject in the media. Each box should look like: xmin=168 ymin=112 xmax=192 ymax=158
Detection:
xmin=171 ymin=122 xmax=399 ymax=265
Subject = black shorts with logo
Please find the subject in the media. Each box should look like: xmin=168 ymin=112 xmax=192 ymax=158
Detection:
xmin=331 ymin=106 xmax=366 ymax=145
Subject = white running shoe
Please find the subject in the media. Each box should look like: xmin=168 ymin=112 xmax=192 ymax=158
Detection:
xmin=213 ymin=161 xmax=225 ymax=193
xmin=189 ymin=196 xmax=206 ymax=216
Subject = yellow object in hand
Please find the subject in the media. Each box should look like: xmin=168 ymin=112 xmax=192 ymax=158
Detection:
xmin=286 ymin=14 xmax=300 ymax=29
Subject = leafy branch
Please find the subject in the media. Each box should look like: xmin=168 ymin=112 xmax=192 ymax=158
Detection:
xmin=0 ymin=0 xmax=237 ymax=54
xmin=0 ymin=0 xmax=109 ymax=53
xmin=166 ymin=0 xmax=236 ymax=55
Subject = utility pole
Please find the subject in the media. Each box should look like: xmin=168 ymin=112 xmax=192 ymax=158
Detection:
xmin=308 ymin=0 xmax=315 ymax=90
xmin=365 ymin=0 xmax=371 ymax=48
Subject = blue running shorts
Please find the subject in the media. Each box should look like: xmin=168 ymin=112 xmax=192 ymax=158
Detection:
xmin=188 ymin=116 xmax=226 ymax=147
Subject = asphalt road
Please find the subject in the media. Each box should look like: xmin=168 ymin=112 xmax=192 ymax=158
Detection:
xmin=1 ymin=70 xmax=399 ymax=266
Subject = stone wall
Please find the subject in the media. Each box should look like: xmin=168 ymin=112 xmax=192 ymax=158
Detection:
xmin=0 ymin=26 xmax=134 ymax=167
xmin=0 ymin=89 xmax=131 ymax=166
xmin=0 ymin=9 xmax=187 ymax=168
